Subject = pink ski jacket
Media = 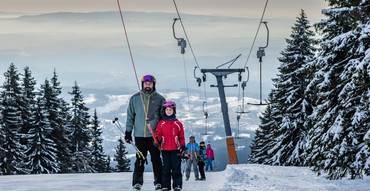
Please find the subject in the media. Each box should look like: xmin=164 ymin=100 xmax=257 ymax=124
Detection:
xmin=206 ymin=145 xmax=214 ymax=159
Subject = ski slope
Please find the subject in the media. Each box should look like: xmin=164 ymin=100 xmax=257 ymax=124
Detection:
xmin=0 ymin=164 xmax=369 ymax=191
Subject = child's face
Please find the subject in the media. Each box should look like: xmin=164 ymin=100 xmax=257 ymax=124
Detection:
xmin=165 ymin=107 xmax=174 ymax=116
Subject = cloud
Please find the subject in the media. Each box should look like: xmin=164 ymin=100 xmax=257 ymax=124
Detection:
xmin=84 ymin=94 xmax=96 ymax=104
xmin=96 ymin=94 xmax=131 ymax=114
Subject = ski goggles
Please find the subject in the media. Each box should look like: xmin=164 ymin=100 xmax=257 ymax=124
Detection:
xmin=142 ymin=75 xmax=155 ymax=83
xmin=163 ymin=101 xmax=176 ymax=108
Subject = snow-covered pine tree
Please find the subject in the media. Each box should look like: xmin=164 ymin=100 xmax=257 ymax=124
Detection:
xmin=0 ymin=63 xmax=27 ymax=174
xmin=249 ymin=92 xmax=278 ymax=164
xmin=19 ymin=67 xmax=37 ymax=147
xmin=251 ymin=10 xmax=318 ymax=166
xmin=68 ymin=81 xmax=93 ymax=173
xmin=90 ymin=109 xmax=109 ymax=173
xmin=105 ymin=155 xmax=112 ymax=173
xmin=306 ymin=0 xmax=370 ymax=179
xmin=49 ymin=70 xmax=73 ymax=173
xmin=0 ymin=100 xmax=2 ymax=175
xmin=114 ymin=138 xmax=131 ymax=172
xmin=25 ymin=91 xmax=59 ymax=174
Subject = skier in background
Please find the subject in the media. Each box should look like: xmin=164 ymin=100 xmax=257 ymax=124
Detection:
xmin=197 ymin=141 xmax=207 ymax=180
xmin=205 ymin=143 xmax=215 ymax=171
xmin=185 ymin=135 xmax=200 ymax=181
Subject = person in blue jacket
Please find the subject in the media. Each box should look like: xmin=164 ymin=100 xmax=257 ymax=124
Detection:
xmin=185 ymin=135 xmax=200 ymax=180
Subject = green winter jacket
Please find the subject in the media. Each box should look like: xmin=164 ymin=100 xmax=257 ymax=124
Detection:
xmin=125 ymin=90 xmax=165 ymax=138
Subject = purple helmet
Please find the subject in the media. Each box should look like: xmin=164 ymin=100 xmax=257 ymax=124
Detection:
xmin=141 ymin=74 xmax=156 ymax=91
xmin=163 ymin=101 xmax=176 ymax=114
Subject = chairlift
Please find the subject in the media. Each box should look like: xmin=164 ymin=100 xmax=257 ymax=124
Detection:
xmin=194 ymin=66 xmax=202 ymax=87
xmin=172 ymin=18 xmax=186 ymax=54
xmin=248 ymin=21 xmax=269 ymax=106
xmin=236 ymin=80 xmax=250 ymax=115
xmin=235 ymin=107 xmax=246 ymax=140
xmin=202 ymin=101 xmax=209 ymax=135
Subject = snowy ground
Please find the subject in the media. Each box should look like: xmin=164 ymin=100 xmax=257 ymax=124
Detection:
xmin=0 ymin=164 xmax=369 ymax=191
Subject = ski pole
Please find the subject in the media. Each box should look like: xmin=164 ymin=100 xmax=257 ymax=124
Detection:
xmin=182 ymin=162 xmax=186 ymax=177
xmin=180 ymin=156 xmax=188 ymax=177
xmin=147 ymin=123 xmax=161 ymax=151
xmin=131 ymin=143 xmax=146 ymax=161
xmin=112 ymin=117 xmax=126 ymax=134
xmin=112 ymin=117 xmax=146 ymax=163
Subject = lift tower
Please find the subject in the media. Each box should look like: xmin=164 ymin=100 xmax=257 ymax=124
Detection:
xmin=200 ymin=68 xmax=245 ymax=164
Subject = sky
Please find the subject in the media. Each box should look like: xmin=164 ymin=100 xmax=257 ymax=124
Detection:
xmin=0 ymin=0 xmax=326 ymax=19
xmin=0 ymin=164 xmax=369 ymax=191
xmin=0 ymin=0 xmax=328 ymax=100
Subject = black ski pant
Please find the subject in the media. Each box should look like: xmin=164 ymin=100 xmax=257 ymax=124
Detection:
xmin=132 ymin=137 xmax=162 ymax=186
xmin=198 ymin=161 xmax=206 ymax=179
xmin=161 ymin=150 xmax=182 ymax=189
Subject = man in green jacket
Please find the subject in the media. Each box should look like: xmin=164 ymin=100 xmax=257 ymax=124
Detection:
xmin=125 ymin=74 xmax=165 ymax=191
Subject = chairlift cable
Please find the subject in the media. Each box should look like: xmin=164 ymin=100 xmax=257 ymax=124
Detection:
xmin=202 ymin=73 xmax=209 ymax=134
xmin=182 ymin=54 xmax=193 ymax=128
xmin=243 ymin=0 xmax=269 ymax=69
xmin=237 ymin=80 xmax=242 ymax=113
xmin=116 ymin=0 xmax=141 ymax=93
xmin=116 ymin=0 xmax=159 ymax=146
xmin=173 ymin=0 xmax=210 ymax=133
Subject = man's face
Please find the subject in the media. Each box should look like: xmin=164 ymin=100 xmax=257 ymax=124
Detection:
xmin=143 ymin=81 xmax=154 ymax=93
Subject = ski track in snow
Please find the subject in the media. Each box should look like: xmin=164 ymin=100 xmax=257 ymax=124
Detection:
xmin=0 ymin=164 xmax=369 ymax=191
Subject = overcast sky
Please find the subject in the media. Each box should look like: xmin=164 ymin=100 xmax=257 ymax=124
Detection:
xmin=1 ymin=0 xmax=326 ymax=19
xmin=0 ymin=0 xmax=328 ymax=99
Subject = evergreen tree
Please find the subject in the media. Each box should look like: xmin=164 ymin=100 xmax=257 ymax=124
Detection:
xmin=0 ymin=76 xmax=3 ymax=176
xmin=68 ymin=81 xmax=92 ymax=173
xmin=49 ymin=70 xmax=73 ymax=173
xmin=249 ymin=92 xmax=278 ymax=164
xmin=24 ymin=96 xmax=59 ymax=174
xmin=90 ymin=109 xmax=108 ymax=173
xmin=269 ymin=9 xmax=317 ymax=166
xmin=250 ymin=10 xmax=318 ymax=166
xmin=105 ymin=155 xmax=112 ymax=173
xmin=114 ymin=138 xmax=130 ymax=172
xmin=0 ymin=63 xmax=27 ymax=174
xmin=306 ymin=1 xmax=370 ymax=179
xmin=19 ymin=67 xmax=37 ymax=147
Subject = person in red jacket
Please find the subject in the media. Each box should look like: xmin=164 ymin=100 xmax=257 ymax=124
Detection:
xmin=205 ymin=143 xmax=215 ymax=171
xmin=155 ymin=101 xmax=186 ymax=191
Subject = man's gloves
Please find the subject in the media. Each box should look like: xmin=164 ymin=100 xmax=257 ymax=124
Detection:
xmin=178 ymin=146 xmax=189 ymax=160
xmin=153 ymin=139 xmax=161 ymax=148
xmin=179 ymin=146 xmax=187 ymax=154
xmin=124 ymin=131 xmax=132 ymax=144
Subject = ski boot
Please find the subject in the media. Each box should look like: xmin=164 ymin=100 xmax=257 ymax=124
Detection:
xmin=133 ymin=183 xmax=142 ymax=191
xmin=174 ymin=186 xmax=182 ymax=191
xmin=154 ymin=183 xmax=162 ymax=191
xmin=161 ymin=188 xmax=169 ymax=191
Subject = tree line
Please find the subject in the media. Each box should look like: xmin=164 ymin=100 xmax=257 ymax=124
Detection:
xmin=0 ymin=63 xmax=130 ymax=175
xmin=250 ymin=2 xmax=370 ymax=180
